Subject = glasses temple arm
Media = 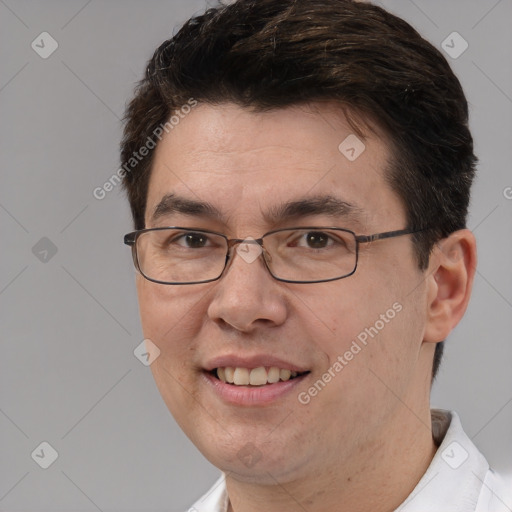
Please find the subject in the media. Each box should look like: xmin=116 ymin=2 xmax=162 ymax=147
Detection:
xmin=355 ymin=227 xmax=428 ymax=244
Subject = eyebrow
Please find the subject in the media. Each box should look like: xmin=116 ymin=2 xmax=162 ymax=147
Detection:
xmin=151 ymin=193 xmax=365 ymax=227
xmin=151 ymin=194 xmax=222 ymax=223
xmin=263 ymin=195 xmax=364 ymax=226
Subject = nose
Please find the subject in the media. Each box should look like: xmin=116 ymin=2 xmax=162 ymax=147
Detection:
xmin=206 ymin=240 xmax=288 ymax=332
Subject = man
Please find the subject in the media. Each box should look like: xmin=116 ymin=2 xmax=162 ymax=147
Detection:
xmin=121 ymin=0 xmax=511 ymax=510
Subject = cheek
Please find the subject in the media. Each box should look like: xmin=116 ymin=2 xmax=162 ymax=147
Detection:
xmin=135 ymin=278 xmax=215 ymax=407
xmin=136 ymin=279 xmax=208 ymax=426
xmin=309 ymin=272 xmax=421 ymax=382
xmin=304 ymin=280 xmax=386 ymax=351
xmin=136 ymin=276 xmax=210 ymax=342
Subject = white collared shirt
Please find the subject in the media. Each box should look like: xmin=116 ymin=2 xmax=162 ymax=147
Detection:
xmin=187 ymin=410 xmax=511 ymax=511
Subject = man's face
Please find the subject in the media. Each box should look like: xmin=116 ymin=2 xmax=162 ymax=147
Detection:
xmin=136 ymin=102 xmax=433 ymax=483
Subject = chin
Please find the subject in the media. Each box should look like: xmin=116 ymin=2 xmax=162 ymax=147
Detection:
xmin=196 ymin=435 xmax=307 ymax=485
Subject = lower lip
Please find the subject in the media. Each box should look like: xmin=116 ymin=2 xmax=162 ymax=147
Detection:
xmin=203 ymin=371 xmax=309 ymax=406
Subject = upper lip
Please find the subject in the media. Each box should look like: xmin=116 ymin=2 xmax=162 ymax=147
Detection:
xmin=204 ymin=354 xmax=310 ymax=373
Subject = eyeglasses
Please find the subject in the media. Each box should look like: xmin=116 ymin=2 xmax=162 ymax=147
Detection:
xmin=124 ymin=226 xmax=425 ymax=285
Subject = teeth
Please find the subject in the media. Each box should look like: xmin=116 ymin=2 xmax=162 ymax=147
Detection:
xmin=224 ymin=367 xmax=235 ymax=384
xmin=249 ymin=367 xmax=268 ymax=385
xmin=216 ymin=366 xmax=305 ymax=386
xmin=280 ymin=369 xmax=291 ymax=381
xmin=267 ymin=366 xmax=280 ymax=383
xmin=233 ymin=367 xmax=250 ymax=385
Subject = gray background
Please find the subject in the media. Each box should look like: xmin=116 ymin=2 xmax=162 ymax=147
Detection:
xmin=1 ymin=0 xmax=511 ymax=510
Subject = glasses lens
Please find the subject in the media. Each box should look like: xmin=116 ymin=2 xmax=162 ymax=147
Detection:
xmin=136 ymin=229 xmax=227 ymax=284
xmin=264 ymin=228 xmax=357 ymax=282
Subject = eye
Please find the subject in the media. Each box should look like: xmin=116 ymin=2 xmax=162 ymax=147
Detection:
xmin=288 ymin=231 xmax=340 ymax=249
xmin=284 ymin=230 xmax=351 ymax=251
xmin=301 ymin=231 xmax=332 ymax=249
xmin=173 ymin=232 xmax=212 ymax=248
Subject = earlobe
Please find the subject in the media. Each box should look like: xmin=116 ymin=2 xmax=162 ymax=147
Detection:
xmin=423 ymin=230 xmax=477 ymax=343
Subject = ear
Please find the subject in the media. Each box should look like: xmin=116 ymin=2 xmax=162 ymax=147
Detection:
xmin=423 ymin=229 xmax=477 ymax=343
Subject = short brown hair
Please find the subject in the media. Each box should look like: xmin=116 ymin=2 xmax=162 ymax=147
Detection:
xmin=121 ymin=0 xmax=477 ymax=379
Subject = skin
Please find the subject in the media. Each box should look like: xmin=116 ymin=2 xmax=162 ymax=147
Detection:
xmin=135 ymin=102 xmax=477 ymax=512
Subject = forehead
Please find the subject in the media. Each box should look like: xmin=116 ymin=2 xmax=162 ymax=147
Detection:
xmin=146 ymin=102 xmax=404 ymax=231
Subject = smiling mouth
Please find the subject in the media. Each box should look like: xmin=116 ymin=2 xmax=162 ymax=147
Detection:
xmin=210 ymin=367 xmax=310 ymax=386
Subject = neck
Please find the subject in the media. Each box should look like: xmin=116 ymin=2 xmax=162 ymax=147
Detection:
xmin=226 ymin=407 xmax=437 ymax=512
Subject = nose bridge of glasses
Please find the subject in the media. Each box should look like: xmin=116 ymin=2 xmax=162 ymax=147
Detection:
xmin=227 ymin=237 xmax=264 ymax=249
xmin=225 ymin=236 xmax=274 ymax=267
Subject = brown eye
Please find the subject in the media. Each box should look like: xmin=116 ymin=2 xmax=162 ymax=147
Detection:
xmin=182 ymin=233 xmax=209 ymax=248
xmin=305 ymin=232 xmax=330 ymax=249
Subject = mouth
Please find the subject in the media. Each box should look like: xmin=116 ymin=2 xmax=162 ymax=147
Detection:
xmin=203 ymin=356 xmax=312 ymax=405
xmin=210 ymin=366 xmax=311 ymax=386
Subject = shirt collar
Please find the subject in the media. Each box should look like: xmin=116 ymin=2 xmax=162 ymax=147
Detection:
xmin=397 ymin=409 xmax=489 ymax=511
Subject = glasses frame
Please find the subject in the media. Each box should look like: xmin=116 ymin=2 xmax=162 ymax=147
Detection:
xmin=124 ymin=226 xmax=427 ymax=285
